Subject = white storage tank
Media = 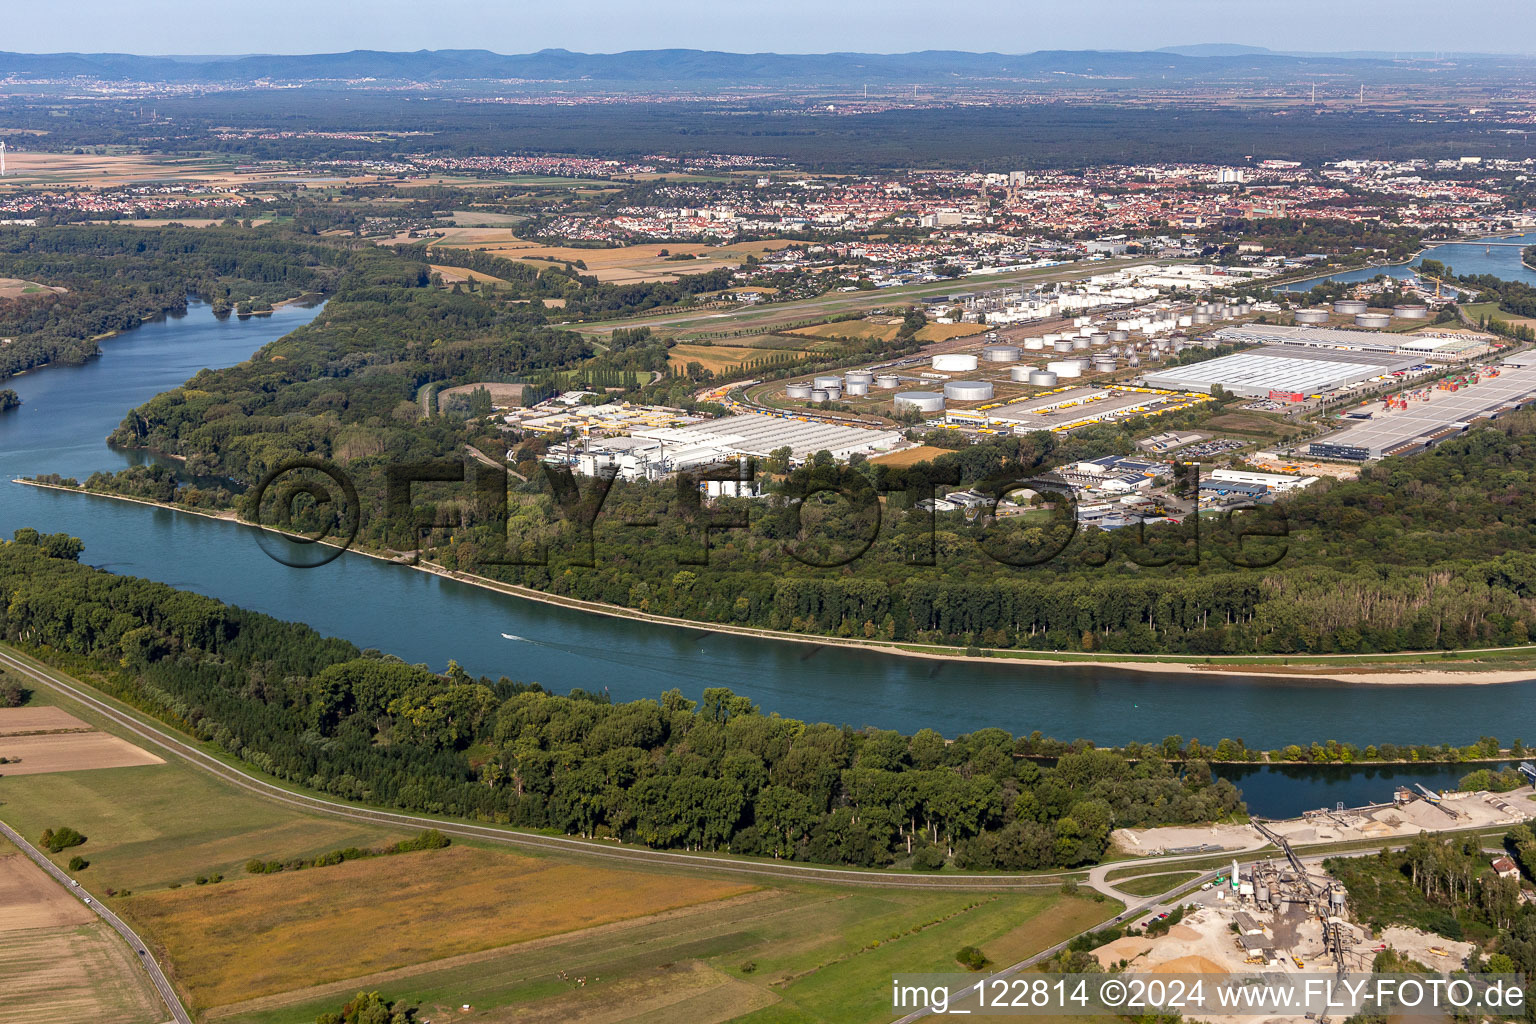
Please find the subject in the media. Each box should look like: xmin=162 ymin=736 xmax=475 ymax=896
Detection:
xmin=1009 ymin=365 xmax=1035 ymax=382
xmin=809 ymin=389 xmax=829 ymax=402
xmin=1393 ymin=304 xmax=1430 ymax=319
xmin=894 ymin=390 xmax=945 ymax=412
xmin=1047 ymin=360 xmax=1082 ymax=378
xmin=845 ymin=370 xmax=874 ymax=385
xmin=1334 ymin=299 xmax=1368 ymax=315
xmin=1294 ymin=309 xmax=1330 ymax=324
xmin=981 ymin=344 xmax=1022 ymax=362
xmin=845 ymin=381 xmax=869 ymax=396
xmin=1024 ymin=336 xmax=1046 ymax=350
xmin=1191 ymin=313 xmax=1213 ymax=325
xmin=875 ymin=374 xmax=900 ymax=389
xmin=1089 ymin=333 xmax=1109 ymax=346
xmin=1072 ymin=336 xmax=1090 ymax=350
xmin=814 ymin=375 xmax=842 ymax=389
xmin=1028 ymin=370 xmax=1058 ymax=386
xmin=944 ymin=380 xmax=994 ymax=401
xmin=785 ymin=383 xmax=813 ymax=399
xmin=1053 ymin=339 xmax=1075 ymax=352
xmin=932 ymin=353 xmax=978 ymax=371
xmin=1177 ymin=315 xmax=1193 ymax=327
xmin=1355 ymin=313 xmax=1391 ymax=329
xmin=1092 ymin=357 xmax=1117 ymax=372
xmin=822 ymin=384 xmax=842 ymax=399
xmin=1080 ymin=326 xmax=1096 ymax=337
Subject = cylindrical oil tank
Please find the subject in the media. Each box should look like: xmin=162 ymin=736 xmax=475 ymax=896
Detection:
xmin=844 ymin=370 xmax=874 ymax=385
xmin=1080 ymin=326 xmax=1096 ymax=337
xmin=894 ymin=390 xmax=944 ymax=413
xmin=1195 ymin=303 xmax=1213 ymax=314
xmin=1234 ymin=303 xmax=1251 ymax=315
xmin=1334 ymin=299 xmax=1368 ymax=315
xmin=1093 ymin=355 xmax=1117 ymax=369
xmin=932 ymin=353 xmax=978 ymax=371
xmin=813 ymin=375 xmax=842 ymax=389
xmin=1024 ymin=336 xmax=1045 ymax=350
xmin=785 ymin=383 xmax=813 ymax=399
xmin=1072 ymin=336 xmax=1090 ymax=351
xmin=1355 ymin=313 xmax=1391 ymax=329
xmin=1191 ymin=313 xmax=1213 ymax=325
xmin=1089 ymin=333 xmax=1109 ymax=346
xmin=1294 ymin=309 xmax=1329 ymax=324
xmin=1109 ymin=329 xmax=1129 ymax=342
xmin=944 ymin=380 xmax=994 ymax=401
xmin=1009 ymin=365 xmax=1034 ymax=382
xmin=1053 ymin=339 xmax=1074 ymax=353
xmin=809 ymin=389 xmax=829 ymax=402
xmin=1047 ymin=360 xmax=1082 ymax=378
xmin=1177 ymin=314 xmax=1193 ymax=327
xmin=822 ymin=385 xmax=842 ymax=400
xmin=845 ymin=381 xmax=869 ymax=396
xmin=981 ymin=344 xmax=1021 ymax=362
xmin=1394 ymin=304 xmax=1430 ymax=319
xmin=1028 ymin=370 xmax=1058 ymax=386
xmin=875 ymin=374 xmax=900 ymax=389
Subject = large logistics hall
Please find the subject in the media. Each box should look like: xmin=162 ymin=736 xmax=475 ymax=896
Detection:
xmin=1308 ymin=357 xmax=1536 ymax=460
xmin=1140 ymin=345 xmax=1416 ymax=398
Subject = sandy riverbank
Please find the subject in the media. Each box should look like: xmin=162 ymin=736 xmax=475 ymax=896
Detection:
xmin=15 ymin=478 xmax=1536 ymax=686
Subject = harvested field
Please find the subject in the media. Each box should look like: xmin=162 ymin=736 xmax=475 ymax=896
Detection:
xmin=0 ymin=705 xmax=92 ymax=735
xmin=126 ymin=844 xmax=755 ymax=1009
xmin=0 ymin=731 xmax=162 ymax=775
xmin=429 ymin=264 xmax=512 ymax=286
xmin=0 ymin=852 xmax=95 ymax=931
xmin=0 ymin=923 xmax=166 ymax=1024
xmin=667 ymin=342 xmax=811 ymax=374
xmin=0 ymin=277 xmax=65 ymax=300
xmin=437 ymin=381 xmax=528 ymax=408
xmin=787 ymin=320 xmax=989 ymax=343
xmin=870 ymin=445 xmax=949 ymax=467
xmin=434 ymin=238 xmax=794 ymax=285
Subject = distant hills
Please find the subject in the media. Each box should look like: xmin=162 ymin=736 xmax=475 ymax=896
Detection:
xmin=0 ymin=47 xmax=1530 ymax=88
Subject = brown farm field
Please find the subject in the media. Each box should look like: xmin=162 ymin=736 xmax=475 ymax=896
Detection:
xmin=0 ymin=730 xmax=163 ymax=775
xmin=667 ymin=342 xmax=813 ymax=374
xmin=0 ymin=277 xmax=66 ymax=300
xmin=429 ymin=237 xmax=795 ymax=284
xmin=0 ymin=852 xmax=165 ymax=1024
xmin=0 ymin=705 xmax=92 ymax=735
xmin=869 ymin=444 xmax=950 ymax=468
xmin=126 ymin=844 xmax=756 ymax=1011
xmin=787 ymin=319 xmax=989 ymax=344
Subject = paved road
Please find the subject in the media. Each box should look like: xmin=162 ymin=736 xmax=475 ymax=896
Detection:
xmin=0 ymin=645 xmax=1071 ymax=892
xmin=0 ymin=819 xmax=191 ymax=1024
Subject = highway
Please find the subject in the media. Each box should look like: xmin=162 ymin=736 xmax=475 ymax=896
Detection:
xmin=0 ymin=818 xmax=191 ymax=1024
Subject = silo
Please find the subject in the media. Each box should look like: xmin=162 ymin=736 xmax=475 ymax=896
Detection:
xmin=809 ymin=389 xmax=829 ymax=403
xmin=1192 ymin=313 xmax=1213 ymax=325
xmin=845 ymin=381 xmax=869 ymax=396
xmin=1393 ymin=304 xmax=1430 ymax=320
xmin=1109 ymin=330 xmax=1129 ymax=342
xmin=1333 ymin=299 xmax=1368 ymax=315
xmin=894 ymin=391 xmax=945 ymax=413
xmin=786 ymin=383 xmax=813 ymax=399
xmin=1355 ymin=313 xmax=1391 ymax=329
xmin=1047 ymin=360 xmax=1082 ymax=378
xmin=1009 ymin=365 xmax=1035 ymax=382
xmin=982 ymin=345 xmax=1022 ymax=362
xmin=944 ymin=380 xmax=994 ymax=401
xmin=1028 ymin=370 xmax=1058 ymax=386
xmin=814 ymin=375 xmax=842 ymax=389
xmin=1023 ymin=336 xmax=1046 ymax=350
xmin=875 ymin=374 xmax=900 ymax=389
xmin=932 ymin=353 xmax=978 ymax=371
xmin=1294 ymin=309 xmax=1329 ymax=325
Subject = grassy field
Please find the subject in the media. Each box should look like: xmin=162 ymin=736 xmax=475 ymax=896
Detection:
xmin=1109 ymin=871 xmax=1203 ymax=897
xmin=786 ymin=320 xmax=989 ymax=344
xmin=127 ymin=844 xmax=755 ymax=1012
xmin=214 ymin=887 xmax=1115 ymax=1024
xmin=668 ymin=342 xmax=815 ymax=374
xmin=431 ymin=237 xmax=795 ymax=285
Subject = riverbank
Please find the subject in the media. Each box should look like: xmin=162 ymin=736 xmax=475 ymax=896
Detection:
xmin=17 ymin=478 xmax=1536 ymax=686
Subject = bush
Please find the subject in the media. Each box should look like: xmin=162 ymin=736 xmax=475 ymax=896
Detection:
xmin=67 ymin=855 xmax=88 ymax=871
xmin=39 ymin=826 xmax=86 ymax=853
xmin=911 ymin=845 xmax=946 ymax=871
xmin=955 ymin=945 xmax=991 ymax=971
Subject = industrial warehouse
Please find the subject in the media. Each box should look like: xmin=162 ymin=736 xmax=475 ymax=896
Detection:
xmin=1140 ymin=344 xmax=1417 ymax=399
xmin=1307 ymin=356 xmax=1536 ymax=460
xmin=1211 ymin=323 xmax=1493 ymax=361
xmin=547 ymin=411 xmax=906 ymax=480
xmin=945 ymin=385 xmax=1204 ymax=432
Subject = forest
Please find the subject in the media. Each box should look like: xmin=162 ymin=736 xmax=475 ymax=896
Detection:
xmin=0 ymin=534 xmax=1241 ymax=870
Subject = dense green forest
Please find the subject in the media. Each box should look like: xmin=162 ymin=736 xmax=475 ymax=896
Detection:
xmin=0 ymin=225 xmax=345 ymax=381
xmin=0 ymin=535 xmax=1240 ymax=870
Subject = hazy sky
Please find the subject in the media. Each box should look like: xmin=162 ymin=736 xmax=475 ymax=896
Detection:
xmin=13 ymin=0 xmax=1535 ymax=56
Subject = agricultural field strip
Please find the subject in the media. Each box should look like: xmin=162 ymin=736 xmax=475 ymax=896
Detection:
xmin=0 ymin=819 xmax=190 ymax=1024
xmin=0 ymin=646 xmax=1078 ymax=890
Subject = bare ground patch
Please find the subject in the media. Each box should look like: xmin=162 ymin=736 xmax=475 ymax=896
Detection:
xmin=0 ymin=706 xmax=92 ymax=735
xmin=0 ymin=853 xmax=95 ymax=932
xmin=0 ymin=731 xmax=163 ymax=775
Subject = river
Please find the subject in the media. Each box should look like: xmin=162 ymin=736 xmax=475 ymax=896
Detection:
xmin=4 ymin=301 xmax=1536 ymax=817
xmin=1278 ymin=231 xmax=1536 ymax=291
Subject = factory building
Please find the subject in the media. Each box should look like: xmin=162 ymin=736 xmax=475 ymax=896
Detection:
xmin=944 ymin=386 xmax=1195 ymax=432
xmin=1212 ymin=324 xmax=1492 ymax=361
xmin=1140 ymin=345 xmax=1417 ymax=399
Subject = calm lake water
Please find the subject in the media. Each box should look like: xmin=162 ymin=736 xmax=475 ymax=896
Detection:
xmin=4 ymin=301 xmax=1536 ymax=816
xmin=1278 ymin=231 xmax=1536 ymax=292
